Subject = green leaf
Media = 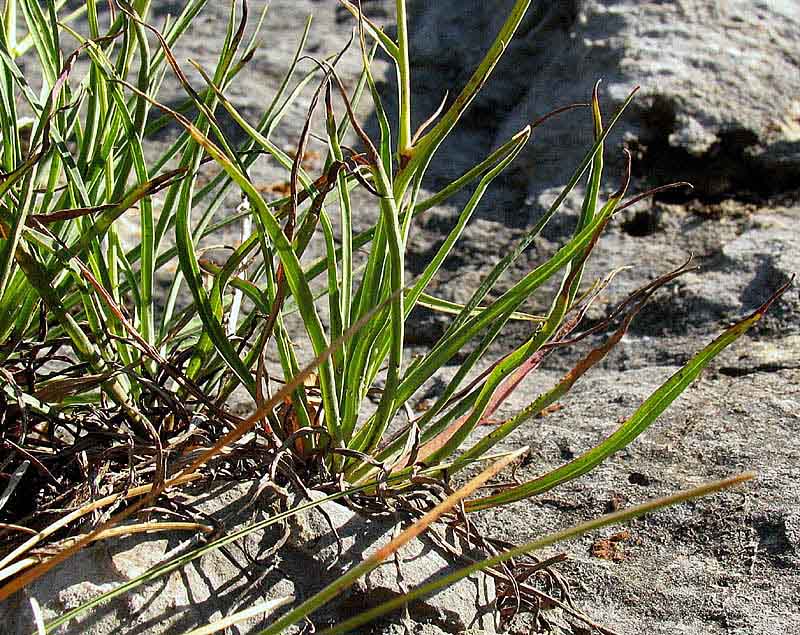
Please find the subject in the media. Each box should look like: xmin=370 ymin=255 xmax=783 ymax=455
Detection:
xmin=467 ymin=281 xmax=791 ymax=511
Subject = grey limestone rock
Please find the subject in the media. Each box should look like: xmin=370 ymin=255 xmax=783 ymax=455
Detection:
xmin=1 ymin=482 xmax=496 ymax=635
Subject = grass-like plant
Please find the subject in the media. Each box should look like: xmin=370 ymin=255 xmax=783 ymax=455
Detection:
xmin=0 ymin=0 xmax=791 ymax=633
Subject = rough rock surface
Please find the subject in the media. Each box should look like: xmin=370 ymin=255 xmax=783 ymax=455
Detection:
xmin=468 ymin=363 xmax=800 ymax=635
xmin=2 ymin=482 xmax=495 ymax=634
xmin=285 ymin=491 xmax=496 ymax=633
xmin=406 ymin=0 xmax=800 ymax=212
xmin=1 ymin=482 xmax=300 ymax=635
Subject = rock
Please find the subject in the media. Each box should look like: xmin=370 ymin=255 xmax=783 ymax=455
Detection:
xmin=380 ymin=625 xmax=449 ymax=635
xmin=1 ymin=482 xmax=497 ymax=635
xmin=286 ymin=490 xmax=497 ymax=633
xmin=785 ymin=511 xmax=800 ymax=555
xmin=396 ymin=0 xmax=800 ymax=362
xmin=715 ymin=335 xmax=800 ymax=377
xmin=407 ymin=0 xmax=800 ymax=207
xmin=651 ymin=209 xmax=800 ymax=341
xmin=1 ymin=481 xmax=299 ymax=635
xmin=468 ymin=362 xmax=800 ymax=635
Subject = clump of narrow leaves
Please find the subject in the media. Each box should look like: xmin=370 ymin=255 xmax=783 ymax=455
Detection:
xmin=0 ymin=1 xmax=791 ymax=633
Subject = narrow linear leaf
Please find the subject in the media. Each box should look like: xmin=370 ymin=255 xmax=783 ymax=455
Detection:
xmin=467 ymin=280 xmax=792 ymax=511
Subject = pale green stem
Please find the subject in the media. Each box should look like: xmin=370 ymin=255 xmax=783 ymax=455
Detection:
xmin=395 ymin=0 xmax=412 ymax=159
xmin=4 ymin=0 xmax=16 ymax=51
xmin=395 ymin=0 xmax=531 ymax=199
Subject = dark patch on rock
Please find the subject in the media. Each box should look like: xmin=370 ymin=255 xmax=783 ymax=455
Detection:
xmin=620 ymin=208 xmax=661 ymax=237
xmin=627 ymin=472 xmax=651 ymax=487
